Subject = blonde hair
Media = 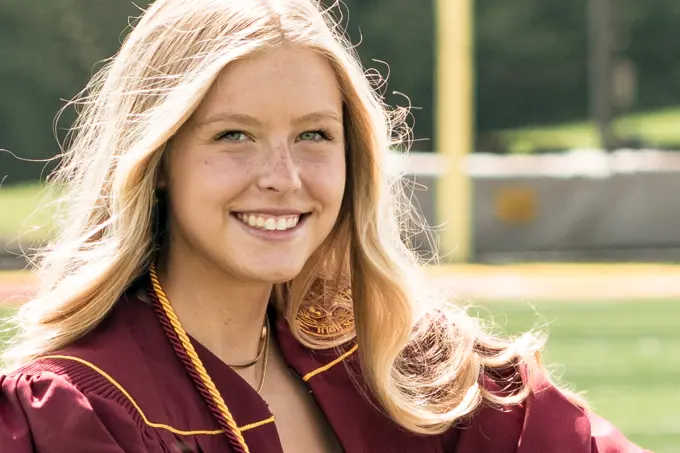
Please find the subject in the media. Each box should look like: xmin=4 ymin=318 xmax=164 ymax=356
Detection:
xmin=5 ymin=0 xmax=554 ymax=435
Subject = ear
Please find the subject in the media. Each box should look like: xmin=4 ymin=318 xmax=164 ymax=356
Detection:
xmin=156 ymin=142 xmax=171 ymax=189
xmin=156 ymin=165 xmax=168 ymax=190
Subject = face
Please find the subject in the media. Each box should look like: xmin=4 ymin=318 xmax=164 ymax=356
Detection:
xmin=163 ymin=46 xmax=346 ymax=284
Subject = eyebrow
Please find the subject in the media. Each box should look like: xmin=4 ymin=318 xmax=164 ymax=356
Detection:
xmin=195 ymin=110 xmax=343 ymax=128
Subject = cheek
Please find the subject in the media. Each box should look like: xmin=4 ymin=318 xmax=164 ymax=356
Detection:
xmin=306 ymin=154 xmax=346 ymax=208
xmin=174 ymin=153 xmax=249 ymax=195
xmin=168 ymin=153 xmax=250 ymax=223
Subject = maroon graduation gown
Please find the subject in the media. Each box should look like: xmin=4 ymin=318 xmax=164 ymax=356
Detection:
xmin=0 ymin=284 xmax=649 ymax=452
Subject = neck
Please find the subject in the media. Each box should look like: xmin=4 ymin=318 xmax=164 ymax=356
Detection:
xmin=155 ymin=251 xmax=273 ymax=366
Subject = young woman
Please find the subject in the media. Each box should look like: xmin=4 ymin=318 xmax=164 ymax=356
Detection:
xmin=0 ymin=1 xmax=646 ymax=452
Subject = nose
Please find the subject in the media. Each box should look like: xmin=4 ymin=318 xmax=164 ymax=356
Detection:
xmin=256 ymin=143 xmax=302 ymax=194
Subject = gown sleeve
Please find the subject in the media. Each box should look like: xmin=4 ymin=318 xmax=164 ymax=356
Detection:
xmin=517 ymin=381 xmax=649 ymax=453
xmin=0 ymin=370 xmax=158 ymax=453
xmin=446 ymin=375 xmax=651 ymax=453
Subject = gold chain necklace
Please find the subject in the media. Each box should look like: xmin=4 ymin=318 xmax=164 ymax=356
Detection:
xmin=225 ymin=315 xmax=269 ymax=372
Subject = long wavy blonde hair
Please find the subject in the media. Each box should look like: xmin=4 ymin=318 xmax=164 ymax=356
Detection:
xmin=4 ymin=0 xmax=552 ymax=435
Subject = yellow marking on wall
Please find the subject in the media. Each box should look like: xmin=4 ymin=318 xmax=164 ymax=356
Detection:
xmin=494 ymin=186 xmax=538 ymax=225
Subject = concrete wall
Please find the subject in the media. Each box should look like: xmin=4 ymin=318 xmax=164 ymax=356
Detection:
xmin=399 ymin=150 xmax=680 ymax=262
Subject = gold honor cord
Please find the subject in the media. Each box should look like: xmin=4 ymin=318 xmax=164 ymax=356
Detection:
xmin=149 ymin=263 xmax=251 ymax=453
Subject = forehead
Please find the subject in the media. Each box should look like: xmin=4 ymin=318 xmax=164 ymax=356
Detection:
xmin=193 ymin=46 xmax=343 ymax=121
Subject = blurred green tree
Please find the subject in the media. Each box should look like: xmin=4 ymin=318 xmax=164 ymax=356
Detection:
xmin=0 ymin=0 xmax=151 ymax=183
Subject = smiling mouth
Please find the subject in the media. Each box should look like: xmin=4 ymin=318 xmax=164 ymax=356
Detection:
xmin=233 ymin=212 xmax=310 ymax=231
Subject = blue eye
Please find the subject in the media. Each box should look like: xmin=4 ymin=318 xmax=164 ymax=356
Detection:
xmin=299 ymin=130 xmax=333 ymax=141
xmin=216 ymin=130 xmax=249 ymax=141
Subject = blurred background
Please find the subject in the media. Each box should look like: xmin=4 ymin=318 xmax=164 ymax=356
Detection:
xmin=0 ymin=1 xmax=678 ymax=450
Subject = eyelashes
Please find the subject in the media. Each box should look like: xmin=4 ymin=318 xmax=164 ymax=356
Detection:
xmin=214 ymin=130 xmax=248 ymax=142
xmin=299 ymin=129 xmax=335 ymax=142
xmin=214 ymin=129 xmax=336 ymax=143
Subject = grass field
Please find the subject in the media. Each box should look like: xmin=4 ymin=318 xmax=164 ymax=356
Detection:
xmin=0 ymin=182 xmax=57 ymax=243
xmin=0 ymin=307 xmax=17 ymax=348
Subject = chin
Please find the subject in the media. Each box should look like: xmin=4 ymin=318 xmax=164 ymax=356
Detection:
xmin=246 ymin=263 xmax=305 ymax=284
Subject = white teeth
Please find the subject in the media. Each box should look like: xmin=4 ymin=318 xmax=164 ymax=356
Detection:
xmin=264 ymin=218 xmax=276 ymax=230
xmin=235 ymin=212 xmax=303 ymax=231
